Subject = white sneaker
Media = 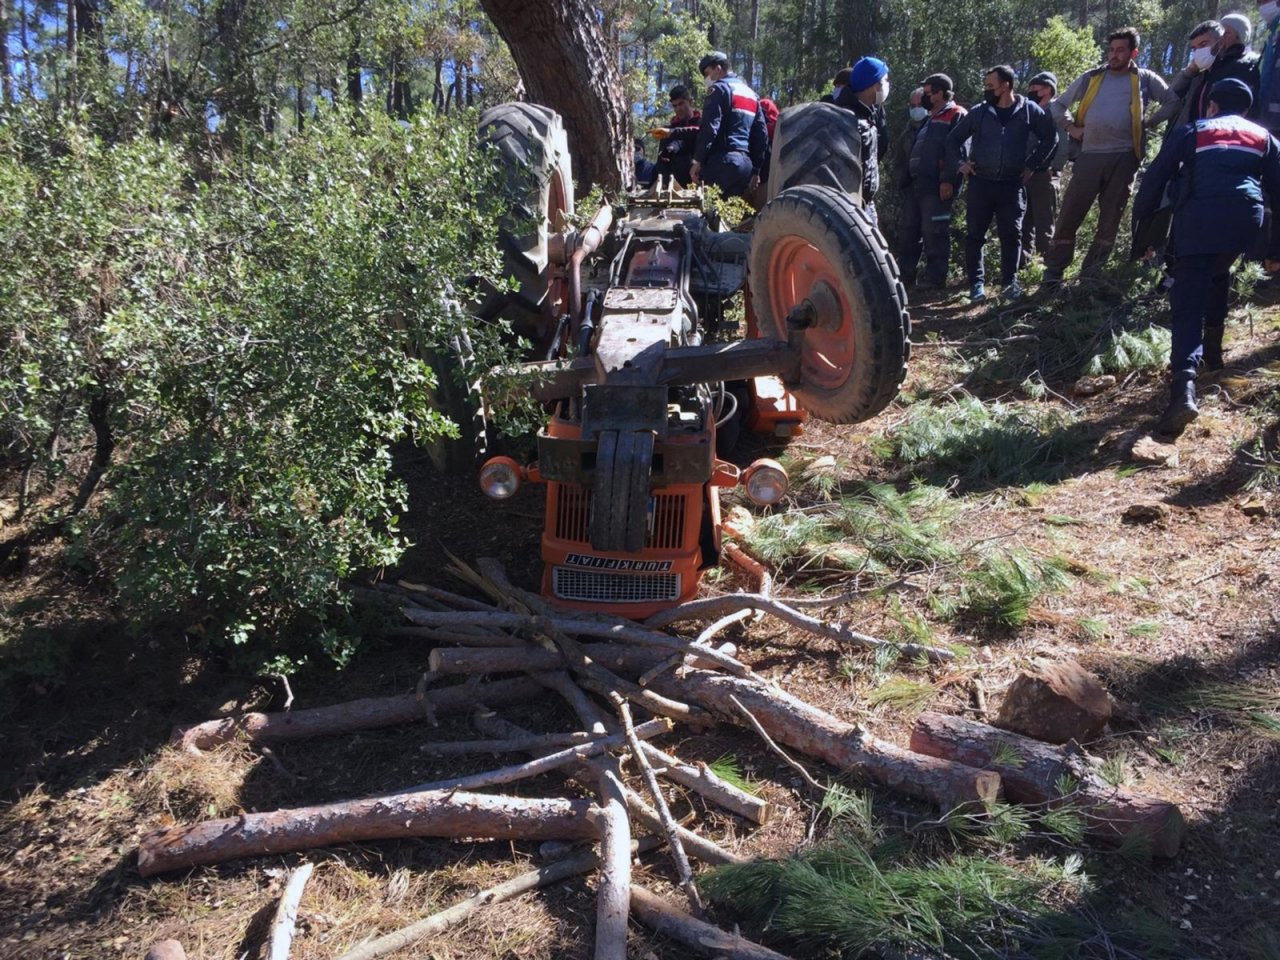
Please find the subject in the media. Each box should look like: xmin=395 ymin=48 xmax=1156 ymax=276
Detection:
xmin=1002 ymin=280 xmax=1023 ymax=299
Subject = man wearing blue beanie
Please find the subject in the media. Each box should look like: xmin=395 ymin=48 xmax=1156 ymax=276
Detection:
xmin=1132 ymin=77 xmax=1280 ymax=437
xmin=834 ymin=56 xmax=891 ymax=222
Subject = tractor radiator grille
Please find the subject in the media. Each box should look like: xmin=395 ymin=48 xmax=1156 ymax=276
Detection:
xmin=553 ymin=485 xmax=688 ymax=550
xmin=552 ymin=568 xmax=681 ymax=604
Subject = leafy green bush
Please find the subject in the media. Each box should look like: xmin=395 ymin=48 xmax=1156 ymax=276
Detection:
xmin=0 ymin=105 xmax=509 ymax=662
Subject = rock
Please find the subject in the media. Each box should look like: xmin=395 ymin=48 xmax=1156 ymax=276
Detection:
xmin=994 ymin=658 xmax=1112 ymax=745
xmin=1131 ymin=435 xmax=1179 ymax=466
xmin=145 ymin=942 xmax=187 ymax=960
xmin=1122 ymin=502 xmax=1169 ymax=524
xmin=1239 ymin=499 xmax=1269 ymax=518
xmin=1073 ymin=374 xmax=1117 ymax=397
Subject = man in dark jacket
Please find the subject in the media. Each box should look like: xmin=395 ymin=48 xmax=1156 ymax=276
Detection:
xmin=1152 ymin=17 xmax=1260 ymax=131
xmin=946 ymin=64 xmax=1059 ymax=301
xmin=691 ymin=51 xmax=769 ymax=199
xmin=1021 ymin=71 xmax=1068 ymax=265
xmin=652 ymin=85 xmax=701 ymax=187
xmin=901 ymin=73 xmax=966 ymax=288
xmin=835 ymin=56 xmax=890 ymax=223
xmin=1132 ymin=78 xmax=1280 ymax=436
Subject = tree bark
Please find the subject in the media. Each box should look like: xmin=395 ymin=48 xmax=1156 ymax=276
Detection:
xmin=170 ymin=676 xmax=542 ymax=752
xmin=637 ymin=742 xmax=772 ymax=825
xmin=648 ymin=669 xmax=1002 ymax=809
xmin=477 ymin=0 xmax=630 ymax=192
xmin=137 ymin=790 xmax=598 ymax=876
xmin=910 ymin=712 xmax=1186 ymax=858
xmin=630 ymin=884 xmax=792 ymax=960
xmin=1 ymin=0 xmax=12 ymax=104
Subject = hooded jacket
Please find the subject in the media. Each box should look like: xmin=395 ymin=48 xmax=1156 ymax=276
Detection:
xmin=945 ymin=96 xmax=1059 ymax=182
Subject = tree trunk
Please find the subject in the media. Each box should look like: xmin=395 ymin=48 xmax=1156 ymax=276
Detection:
xmin=346 ymin=42 xmax=362 ymax=108
xmin=630 ymin=885 xmax=792 ymax=960
xmin=477 ymin=0 xmax=630 ymax=192
xmin=910 ymin=712 xmax=1186 ymax=858
xmin=66 ymin=0 xmax=76 ymax=105
xmin=1 ymin=0 xmax=12 ymax=104
xmin=137 ymin=789 xmax=598 ymax=875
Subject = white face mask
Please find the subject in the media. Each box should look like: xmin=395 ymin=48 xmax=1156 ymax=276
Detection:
xmin=875 ymin=78 xmax=890 ymax=106
xmin=909 ymin=106 xmax=928 ymax=122
xmin=1191 ymin=45 xmax=1217 ymax=69
xmin=1263 ymin=1 xmax=1280 ymax=24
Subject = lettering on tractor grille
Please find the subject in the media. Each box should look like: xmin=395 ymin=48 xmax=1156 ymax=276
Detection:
xmin=552 ymin=567 xmax=681 ymax=604
xmin=554 ymin=484 xmax=687 ymax=549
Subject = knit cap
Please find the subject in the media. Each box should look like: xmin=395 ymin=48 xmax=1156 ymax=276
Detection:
xmin=849 ymin=57 xmax=889 ymax=92
xmin=1028 ymin=71 xmax=1058 ymax=92
xmin=1220 ymin=12 xmax=1253 ymax=45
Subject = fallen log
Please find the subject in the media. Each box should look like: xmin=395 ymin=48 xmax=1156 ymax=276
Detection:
xmin=383 ymin=626 xmax=522 ymax=647
xmin=428 ymin=643 xmax=729 ymax=677
xmin=629 ymin=884 xmax=792 ymax=960
xmin=595 ymin=763 xmax=631 ymax=960
xmin=910 ymin=712 xmax=1186 ymax=858
xmin=647 ymin=669 xmax=1000 ymax=810
xmin=637 ymin=742 xmax=772 ymax=825
xmin=137 ymin=790 xmax=598 ymax=876
xmin=644 ymin=593 xmax=955 ymax=663
xmin=170 ymin=676 xmax=542 ymax=753
xmin=420 ymin=730 xmax=597 ymax=755
xmin=267 ymin=862 xmax=314 ymax=960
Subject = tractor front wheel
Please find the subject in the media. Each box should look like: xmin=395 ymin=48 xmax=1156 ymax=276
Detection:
xmin=748 ymin=185 xmax=909 ymax=424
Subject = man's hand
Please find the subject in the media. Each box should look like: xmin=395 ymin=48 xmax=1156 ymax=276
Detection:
xmin=957 ymin=160 xmax=976 ymax=177
xmin=1067 ymin=123 xmax=1085 ymax=141
xmin=748 ymin=174 xmax=761 ymax=193
xmin=1141 ymin=246 xmax=1156 ymax=263
xmin=649 ymin=127 xmax=670 ymax=140
xmin=690 ymin=160 xmax=701 ymax=184
xmin=939 ymin=182 xmax=954 ymax=201
xmin=1266 ymin=258 xmax=1280 ymax=273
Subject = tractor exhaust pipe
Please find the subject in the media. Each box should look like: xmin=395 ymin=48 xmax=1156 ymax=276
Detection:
xmin=569 ymin=204 xmax=614 ymax=334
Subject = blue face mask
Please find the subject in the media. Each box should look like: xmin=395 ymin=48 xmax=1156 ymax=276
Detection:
xmin=909 ymin=106 xmax=928 ymax=122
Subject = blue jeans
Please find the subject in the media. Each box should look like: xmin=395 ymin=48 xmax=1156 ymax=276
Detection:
xmin=965 ymin=176 xmax=1025 ymax=287
xmin=702 ymin=151 xmax=753 ymax=198
xmin=1169 ymin=251 xmax=1238 ymax=378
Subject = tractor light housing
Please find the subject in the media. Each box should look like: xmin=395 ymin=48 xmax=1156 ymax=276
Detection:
xmin=743 ymin=458 xmax=788 ymax=505
xmin=479 ymin=457 xmax=524 ymax=500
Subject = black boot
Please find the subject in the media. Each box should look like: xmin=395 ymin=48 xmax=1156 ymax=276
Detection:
xmin=1155 ymin=376 xmax=1199 ymax=439
xmin=1202 ymin=325 xmax=1224 ymax=372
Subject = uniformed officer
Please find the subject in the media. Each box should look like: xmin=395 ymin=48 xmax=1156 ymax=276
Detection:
xmin=1132 ymin=77 xmax=1280 ymax=437
xmin=691 ymin=51 xmax=769 ymax=199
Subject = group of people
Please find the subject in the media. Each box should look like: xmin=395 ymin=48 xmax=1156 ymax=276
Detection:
xmin=644 ymin=9 xmax=1280 ymax=437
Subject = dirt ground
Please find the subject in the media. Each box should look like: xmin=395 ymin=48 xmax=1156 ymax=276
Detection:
xmin=1 ymin=279 xmax=1278 ymax=960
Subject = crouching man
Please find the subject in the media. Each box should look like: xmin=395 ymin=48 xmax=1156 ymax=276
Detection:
xmin=1133 ymin=78 xmax=1280 ymax=437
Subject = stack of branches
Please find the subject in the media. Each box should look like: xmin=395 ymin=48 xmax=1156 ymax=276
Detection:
xmin=149 ymin=558 xmax=997 ymax=960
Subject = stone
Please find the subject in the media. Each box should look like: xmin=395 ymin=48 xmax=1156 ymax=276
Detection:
xmin=1131 ymin=435 xmax=1179 ymax=466
xmin=1122 ymin=502 xmax=1169 ymax=524
xmin=1239 ymin=499 xmax=1269 ymax=518
xmin=994 ymin=657 xmax=1112 ymax=745
xmin=1073 ymin=374 xmax=1117 ymax=397
xmin=145 ymin=941 xmax=187 ymax=960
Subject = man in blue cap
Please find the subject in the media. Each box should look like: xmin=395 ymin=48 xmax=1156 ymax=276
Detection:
xmin=691 ymin=51 xmax=769 ymax=199
xmin=1133 ymin=77 xmax=1280 ymax=437
xmin=834 ymin=56 xmax=891 ymax=222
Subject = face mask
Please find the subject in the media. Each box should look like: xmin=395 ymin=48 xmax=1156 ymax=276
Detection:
xmin=875 ymin=78 xmax=890 ymax=105
xmin=983 ymin=89 xmax=1000 ymax=105
xmin=703 ymin=74 xmax=716 ymax=90
xmin=920 ymin=92 xmax=934 ymax=110
xmin=909 ymin=106 xmax=928 ymax=122
xmin=1191 ymin=45 xmax=1217 ymax=69
xmin=1263 ymin=1 xmax=1280 ymax=23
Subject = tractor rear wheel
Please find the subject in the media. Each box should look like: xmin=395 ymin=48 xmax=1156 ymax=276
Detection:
xmin=766 ymin=103 xmax=865 ymax=203
xmin=749 ymin=185 xmax=909 ymax=424
xmin=475 ymin=102 xmax=575 ymax=328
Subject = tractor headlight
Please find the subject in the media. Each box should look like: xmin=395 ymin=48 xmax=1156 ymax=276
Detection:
xmin=743 ymin=458 xmax=788 ymax=505
xmin=479 ymin=457 xmax=523 ymax=499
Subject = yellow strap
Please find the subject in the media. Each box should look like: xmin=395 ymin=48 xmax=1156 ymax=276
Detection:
xmin=1074 ymin=68 xmax=1144 ymax=158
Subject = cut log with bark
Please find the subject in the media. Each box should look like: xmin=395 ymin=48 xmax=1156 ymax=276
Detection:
xmin=647 ymin=668 xmax=1001 ymax=809
xmin=137 ymin=790 xmax=598 ymax=876
xmin=629 ymin=884 xmax=793 ymax=960
xmin=428 ymin=642 xmax=730 ymax=677
xmin=171 ymin=676 xmax=542 ymax=752
xmin=910 ymin=712 xmax=1186 ymax=858
xmin=637 ymin=742 xmax=772 ymax=825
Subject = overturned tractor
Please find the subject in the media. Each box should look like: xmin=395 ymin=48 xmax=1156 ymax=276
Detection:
xmin=463 ymin=102 xmax=909 ymax=618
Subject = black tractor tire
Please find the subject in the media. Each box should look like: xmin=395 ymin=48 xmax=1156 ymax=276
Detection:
xmin=749 ymin=184 xmax=909 ymax=424
xmin=766 ymin=103 xmax=865 ymax=203
xmin=476 ymin=103 xmax=575 ymax=323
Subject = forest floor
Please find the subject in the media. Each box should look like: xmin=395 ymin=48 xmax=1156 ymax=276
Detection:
xmin=1 ymin=270 xmax=1278 ymax=960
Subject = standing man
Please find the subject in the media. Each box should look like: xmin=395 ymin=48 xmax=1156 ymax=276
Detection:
xmin=1155 ymin=17 xmax=1260 ymax=130
xmin=835 ymin=56 xmax=891 ymax=223
xmin=652 ymin=84 xmax=701 ymax=187
xmin=895 ymin=87 xmax=928 ymax=275
xmin=946 ymin=65 xmax=1059 ymax=301
xmin=1021 ymin=71 xmax=1067 ymax=265
xmin=691 ymin=51 xmax=769 ymax=199
xmin=901 ymin=73 xmax=966 ymax=288
xmin=1258 ymin=0 xmax=1280 ymax=132
xmin=821 ymin=67 xmax=854 ymax=104
xmin=1132 ymin=79 xmax=1280 ymax=436
xmin=1043 ymin=28 xmax=1177 ymax=285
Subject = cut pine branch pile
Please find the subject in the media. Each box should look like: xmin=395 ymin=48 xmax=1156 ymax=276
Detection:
xmin=147 ymin=559 xmax=1184 ymax=958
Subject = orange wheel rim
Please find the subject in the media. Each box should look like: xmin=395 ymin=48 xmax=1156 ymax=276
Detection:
xmin=766 ymin=236 xmax=855 ymax=391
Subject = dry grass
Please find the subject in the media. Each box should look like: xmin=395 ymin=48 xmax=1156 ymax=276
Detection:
xmin=136 ymin=741 xmax=260 ymax=821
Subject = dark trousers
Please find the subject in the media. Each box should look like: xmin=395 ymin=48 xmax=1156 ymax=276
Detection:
xmin=965 ymin=176 xmax=1025 ymax=287
xmin=1020 ymin=168 xmax=1059 ymax=263
xmin=1044 ymin=151 xmax=1140 ymax=275
xmin=1169 ymin=251 xmax=1238 ymax=379
xmin=702 ymin=151 xmax=753 ymax=198
xmin=900 ymin=184 xmax=954 ymax=285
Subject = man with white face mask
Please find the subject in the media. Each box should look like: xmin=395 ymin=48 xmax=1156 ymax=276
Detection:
xmin=834 ymin=56 xmax=890 ymax=223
